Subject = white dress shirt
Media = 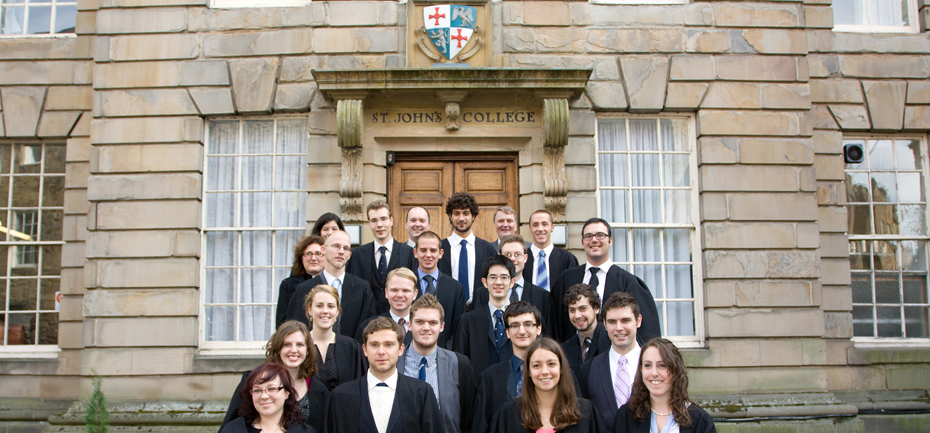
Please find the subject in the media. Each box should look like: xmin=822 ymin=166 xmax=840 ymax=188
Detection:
xmin=608 ymin=343 xmax=641 ymax=402
xmin=367 ymin=370 xmax=398 ymax=433
xmin=583 ymin=261 xmax=609 ymax=301
xmin=448 ymin=232 xmax=477 ymax=300
xmin=530 ymin=243 xmax=554 ymax=288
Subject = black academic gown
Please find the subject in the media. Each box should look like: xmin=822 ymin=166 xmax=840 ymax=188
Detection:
xmin=613 ymin=404 xmax=716 ymax=433
xmin=347 ymin=240 xmax=417 ymax=314
xmin=550 ymin=265 xmax=661 ymax=344
xmin=562 ymin=323 xmax=611 ymax=377
xmin=438 ymin=237 xmax=498 ymax=303
xmin=314 ymin=334 xmax=367 ymax=392
xmin=219 ymin=371 xmax=328 ymax=433
xmin=523 ymin=246 xmax=579 ymax=292
xmin=450 ymin=306 xmax=514 ymax=376
xmin=275 ymin=274 xmax=311 ymax=328
xmin=355 ymin=312 xmax=414 ymax=347
xmin=472 ymin=360 xmax=520 ymax=433
xmin=489 ymin=398 xmax=605 ymax=433
xmin=324 ymin=374 xmax=443 ymax=433
xmin=415 ymin=272 xmax=466 ymax=349
xmin=472 ymin=281 xmax=554 ymax=337
xmin=283 ymin=273 xmax=378 ymax=338
xmin=220 ymin=417 xmax=316 ymax=433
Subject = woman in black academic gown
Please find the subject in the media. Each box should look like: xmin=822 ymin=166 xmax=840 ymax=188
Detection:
xmin=613 ymin=338 xmax=716 ymax=433
xmin=219 ymin=362 xmax=315 ymax=433
xmin=276 ymin=235 xmax=325 ymax=329
xmin=305 ymin=284 xmax=365 ymax=391
xmin=220 ymin=321 xmax=329 ymax=433
xmin=490 ymin=338 xmax=605 ymax=433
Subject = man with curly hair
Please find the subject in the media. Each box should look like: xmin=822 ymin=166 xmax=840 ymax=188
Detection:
xmin=438 ymin=192 xmax=497 ymax=306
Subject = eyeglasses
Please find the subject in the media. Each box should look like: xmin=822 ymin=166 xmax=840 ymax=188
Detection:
xmin=303 ymin=251 xmax=323 ymax=258
xmin=502 ymin=252 xmax=525 ymax=259
xmin=507 ymin=321 xmax=538 ymax=330
xmin=486 ymin=274 xmax=511 ymax=282
xmin=250 ymin=386 xmax=285 ymax=396
xmin=582 ymin=232 xmax=610 ymax=241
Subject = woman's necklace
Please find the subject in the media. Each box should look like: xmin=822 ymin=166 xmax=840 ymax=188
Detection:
xmin=652 ymin=408 xmax=672 ymax=417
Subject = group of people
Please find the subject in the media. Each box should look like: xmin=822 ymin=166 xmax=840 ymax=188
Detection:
xmin=219 ymin=192 xmax=716 ymax=433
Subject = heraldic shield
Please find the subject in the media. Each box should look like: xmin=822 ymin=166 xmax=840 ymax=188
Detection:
xmin=423 ymin=5 xmax=476 ymax=60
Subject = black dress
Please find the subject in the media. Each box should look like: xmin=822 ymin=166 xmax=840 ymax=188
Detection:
xmin=489 ymin=398 xmax=606 ymax=433
xmin=312 ymin=334 xmax=365 ymax=392
xmin=219 ymin=417 xmax=316 ymax=433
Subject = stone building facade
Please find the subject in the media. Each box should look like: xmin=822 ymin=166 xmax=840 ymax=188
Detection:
xmin=0 ymin=0 xmax=929 ymax=431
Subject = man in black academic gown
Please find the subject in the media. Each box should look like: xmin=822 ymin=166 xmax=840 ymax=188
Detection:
xmin=283 ymin=230 xmax=377 ymax=338
xmin=348 ymin=200 xmax=417 ymax=314
xmin=438 ymin=192 xmax=497 ymax=307
xmin=523 ymin=209 xmax=578 ymax=293
xmin=413 ymin=231 xmax=466 ymax=348
xmin=356 ymin=267 xmax=417 ymax=348
xmin=471 ymin=301 xmax=542 ymax=433
xmin=401 ymin=294 xmax=476 ymax=433
xmin=474 ymin=234 xmax=553 ymax=335
xmin=550 ymin=217 xmax=660 ymax=343
xmin=577 ymin=292 xmax=643 ymax=432
xmin=450 ymin=255 xmax=516 ymax=376
xmin=325 ymin=316 xmax=442 ymax=433
xmin=560 ymin=283 xmax=610 ymax=376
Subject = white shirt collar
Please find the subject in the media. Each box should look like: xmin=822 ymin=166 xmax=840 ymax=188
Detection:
xmin=610 ymin=342 xmax=641 ymax=365
xmin=585 ymin=260 xmax=611 ymax=271
xmin=530 ymin=243 xmax=554 ymax=256
xmin=389 ymin=311 xmax=410 ymax=325
xmin=375 ymin=237 xmax=394 ymax=251
xmin=367 ymin=369 xmax=399 ymax=390
xmin=449 ymin=232 xmax=475 ymax=245
xmin=323 ymin=269 xmax=345 ymax=283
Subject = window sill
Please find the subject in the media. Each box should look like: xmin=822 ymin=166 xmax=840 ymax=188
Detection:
xmin=0 ymin=346 xmax=59 ymax=361
xmin=0 ymin=34 xmax=76 ymax=39
xmin=833 ymin=25 xmax=920 ymax=34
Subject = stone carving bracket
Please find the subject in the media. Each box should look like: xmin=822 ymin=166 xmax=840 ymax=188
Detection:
xmin=337 ymin=99 xmax=364 ymax=221
xmin=543 ymin=98 xmax=569 ymax=222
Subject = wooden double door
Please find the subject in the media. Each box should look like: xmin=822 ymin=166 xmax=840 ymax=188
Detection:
xmin=389 ymin=153 xmax=519 ymax=243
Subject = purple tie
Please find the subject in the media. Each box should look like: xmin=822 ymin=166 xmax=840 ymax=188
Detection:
xmin=615 ymin=355 xmax=631 ymax=408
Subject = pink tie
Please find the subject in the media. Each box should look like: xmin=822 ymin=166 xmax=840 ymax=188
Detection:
xmin=614 ymin=355 xmax=631 ymax=408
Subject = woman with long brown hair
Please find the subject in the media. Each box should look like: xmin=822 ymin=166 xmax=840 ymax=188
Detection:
xmin=220 ymin=321 xmax=329 ymax=433
xmin=490 ymin=338 xmax=605 ymax=433
xmin=219 ymin=362 xmax=315 ymax=433
xmin=304 ymin=284 xmax=365 ymax=391
xmin=613 ymin=338 xmax=716 ymax=433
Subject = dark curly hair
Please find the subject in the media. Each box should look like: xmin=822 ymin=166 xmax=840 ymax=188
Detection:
xmin=444 ymin=192 xmax=479 ymax=216
xmin=237 ymin=362 xmax=305 ymax=429
xmin=290 ymin=235 xmax=325 ymax=277
xmin=627 ymin=338 xmax=695 ymax=427
xmin=562 ymin=284 xmax=600 ymax=317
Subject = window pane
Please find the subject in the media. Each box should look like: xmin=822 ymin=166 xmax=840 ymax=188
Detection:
xmin=870 ymin=173 xmax=897 ymax=202
xmin=275 ymin=231 xmax=301 ymax=267
xmin=8 ymin=314 xmax=35 ymax=344
xmin=242 ymin=231 xmax=272 ymax=267
xmin=875 ymin=272 xmax=901 ymax=303
xmin=663 ymin=154 xmax=689 ymax=187
xmin=204 ymin=306 xmax=234 ymax=341
xmin=38 ymin=312 xmax=57 ymax=345
xmin=898 ymin=205 xmax=927 ymax=236
xmin=666 ymin=302 xmax=694 ymax=336
xmin=2 ymin=6 xmax=26 ymax=35
xmin=39 ymin=279 xmax=57 ymax=310
xmin=873 ymin=204 xmax=898 ymax=234
xmin=239 ymin=269 xmax=272 ymax=303
xmin=902 ymin=240 xmax=927 ymax=271
xmin=597 ymin=119 xmax=627 ymax=151
xmin=664 ymin=190 xmax=690 ymax=224
xmin=849 ymin=239 xmax=871 ymax=270
xmin=207 ymin=156 xmax=238 ymax=190
xmin=12 ymin=177 xmax=40 ymax=207
xmin=205 ymin=192 xmax=236 ymax=228
xmin=852 ymin=272 xmax=873 ymax=303
xmin=897 ymin=173 xmax=924 ymax=203
xmin=275 ymin=156 xmax=306 ymax=191
xmin=276 ymin=119 xmax=306 ymax=154
xmin=42 ymin=176 xmax=64 ymax=207
xmin=54 ymin=5 xmax=76 ymax=33
xmin=243 ymin=120 xmax=274 ymax=154
xmin=666 ymin=265 xmax=692 ymax=298
xmin=241 ymin=156 xmax=273 ymax=190
xmin=870 ymin=140 xmax=894 ymax=170
xmin=631 ymin=190 xmax=661 ymax=223
xmin=14 ymin=145 xmax=41 ymax=174
xmin=26 ymin=5 xmax=50 ymax=34
xmin=205 ymin=268 xmax=235 ymax=304
xmin=903 ymin=274 xmax=927 ymax=304
xmin=847 ymin=204 xmax=872 ymax=234
xmin=904 ymin=306 xmax=929 ymax=338
xmin=632 ymin=228 xmax=660 ymax=262
xmin=664 ymin=229 xmax=690 ymax=262
xmin=239 ymin=306 xmax=272 ymax=341
xmin=241 ymin=192 xmax=272 ymax=227
xmin=40 ymin=209 xmax=62 ymax=242
xmin=634 ymin=264 xmax=661 ymax=298
xmin=9 ymin=279 xmax=37 ymax=310
xmin=205 ymin=231 xmax=236 ymax=267
xmin=660 ymin=119 xmax=688 ymax=152
xmin=600 ymin=190 xmax=628 ymax=223
xmin=209 ymin=120 xmax=239 ymax=154
xmin=846 ymin=173 xmax=870 ymax=202
xmin=43 ymin=145 xmax=65 ymax=174
xmin=873 ymin=240 xmax=898 ymax=271
xmin=275 ymin=192 xmax=304 ymax=228
xmin=833 ymin=0 xmax=864 ymax=25
xmin=629 ymin=119 xmax=657 ymax=151
xmin=41 ymin=245 xmax=60 ymax=276
xmin=631 ymin=154 xmax=659 ymax=187
xmin=896 ymin=139 xmax=921 ymax=170
xmin=610 ymin=228 xmax=628 ymax=263
xmin=876 ymin=306 xmax=903 ymax=337
xmin=853 ymin=306 xmax=874 ymax=337
xmin=598 ymin=154 xmax=628 ymax=187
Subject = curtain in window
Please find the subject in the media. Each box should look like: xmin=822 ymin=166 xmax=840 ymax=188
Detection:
xmin=833 ymin=0 xmax=908 ymax=26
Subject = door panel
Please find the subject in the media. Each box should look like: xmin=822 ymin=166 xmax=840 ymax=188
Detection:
xmin=390 ymin=155 xmax=518 ymax=244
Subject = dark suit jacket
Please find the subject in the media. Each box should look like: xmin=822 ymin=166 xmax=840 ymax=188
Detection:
xmin=523 ymin=246 xmax=579 ymax=291
xmin=550 ymin=265 xmax=661 ymax=344
xmin=315 ymin=335 xmax=367 ymax=392
xmin=347 ymin=240 xmax=417 ymax=314
xmin=399 ymin=348 xmax=476 ymax=433
xmin=220 ymin=371 xmax=328 ymax=433
xmin=450 ymin=306 xmax=514 ymax=376
xmin=578 ymin=350 xmax=625 ymax=432
xmin=355 ymin=312 xmax=414 ymax=347
xmin=284 ymin=273 xmax=378 ymax=338
xmin=324 ymin=374 xmax=443 ymax=433
xmin=472 ymin=281 xmax=554 ymax=337
xmin=416 ymin=271 xmax=466 ymax=349
xmin=472 ymin=360 xmax=519 ymax=433
xmin=613 ymin=404 xmax=716 ymax=433
xmin=275 ymin=274 xmax=311 ymax=328
xmin=562 ymin=322 xmax=611 ymax=377
xmin=438 ymin=236 xmax=498 ymax=302
xmin=489 ymin=398 xmax=605 ymax=433
xmin=220 ymin=417 xmax=316 ymax=433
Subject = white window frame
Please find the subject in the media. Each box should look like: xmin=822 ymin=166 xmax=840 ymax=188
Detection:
xmin=832 ymin=0 xmax=920 ymax=33
xmin=0 ymin=0 xmax=78 ymax=38
xmin=593 ymin=114 xmax=704 ymax=348
xmin=846 ymin=135 xmax=930 ymax=346
xmin=0 ymin=142 xmax=65 ymax=358
xmin=210 ymin=0 xmax=312 ymax=8
xmin=199 ymin=117 xmax=308 ymax=355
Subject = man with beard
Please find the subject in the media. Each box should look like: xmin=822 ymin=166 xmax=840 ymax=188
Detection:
xmin=560 ymin=283 xmax=610 ymax=375
xmin=438 ymin=192 xmax=497 ymax=306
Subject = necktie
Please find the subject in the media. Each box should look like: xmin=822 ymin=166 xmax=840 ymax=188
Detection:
xmin=537 ymin=250 xmax=548 ymax=291
xmin=424 ymin=274 xmax=436 ymax=295
xmin=509 ymin=283 xmax=520 ymax=303
xmin=515 ymin=361 xmax=523 ymax=397
xmin=615 ymin=355 xmax=631 ymax=408
xmin=588 ymin=267 xmax=601 ymax=294
xmin=398 ymin=318 xmax=407 ymax=337
xmin=418 ymin=357 xmax=427 ymax=381
xmin=376 ymin=382 xmax=388 ymax=387
xmin=458 ymin=239 xmax=470 ymax=300
xmin=582 ymin=337 xmax=592 ymax=361
xmin=378 ymin=246 xmax=388 ymax=286
xmin=493 ymin=309 xmax=505 ymax=351
xmin=332 ymin=278 xmax=342 ymax=294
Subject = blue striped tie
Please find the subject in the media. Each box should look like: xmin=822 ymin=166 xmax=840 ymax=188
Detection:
xmin=537 ymin=250 xmax=548 ymax=291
